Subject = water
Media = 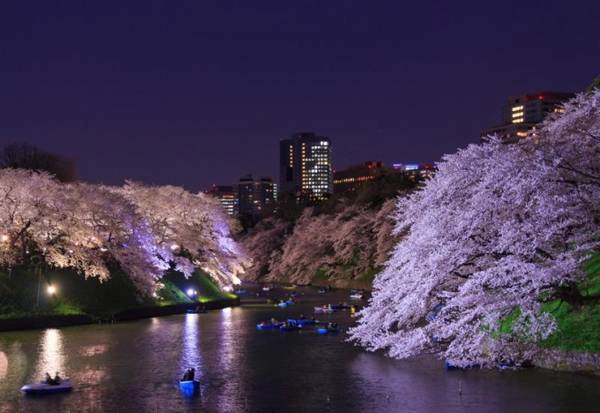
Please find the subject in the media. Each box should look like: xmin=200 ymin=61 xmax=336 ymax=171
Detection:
xmin=1 ymin=287 xmax=599 ymax=412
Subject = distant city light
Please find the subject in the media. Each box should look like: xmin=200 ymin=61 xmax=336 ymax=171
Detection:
xmin=0 ymin=234 xmax=8 ymax=242
xmin=223 ymin=285 xmax=233 ymax=292
xmin=186 ymin=288 xmax=197 ymax=297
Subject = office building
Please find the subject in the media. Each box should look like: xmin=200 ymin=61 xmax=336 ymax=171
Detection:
xmin=333 ymin=161 xmax=385 ymax=193
xmin=481 ymin=91 xmax=574 ymax=142
xmin=206 ymin=185 xmax=238 ymax=217
xmin=237 ymin=174 xmax=277 ymax=217
xmin=392 ymin=163 xmax=435 ymax=180
xmin=280 ymin=132 xmax=333 ymax=201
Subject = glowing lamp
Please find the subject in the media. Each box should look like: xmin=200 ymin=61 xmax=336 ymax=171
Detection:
xmin=186 ymin=288 xmax=197 ymax=297
xmin=0 ymin=234 xmax=8 ymax=242
xmin=223 ymin=285 xmax=233 ymax=292
xmin=47 ymin=285 xmax=57 ymax=295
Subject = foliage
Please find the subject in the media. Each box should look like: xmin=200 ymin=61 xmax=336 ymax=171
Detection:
xmin=349 ymin=91 xmax=600 ymax=366
xmin=0 ymin=172 xmax=245 ymax=297
xmin=241 ymin=199 xmax=398 ymax=285
xmin=0 ymin=142 xmax=77 ymax=182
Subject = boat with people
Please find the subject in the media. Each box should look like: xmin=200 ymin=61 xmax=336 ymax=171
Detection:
xmin=287 ymin=318 xmax=318 ymax=327
xmin=256 ymin=320 xmax=285 ymax=330
xmin=179 ymin=368 xmax=200 ymax=397
xmin=314 ymin=304 xmax=335 ymax=314
xmin=21 ymin=375 xmax=72 ymax=395
xmin=276 ymin=299 xmax=294 ymax=308
xmin=317 ymin=323 xmax=339 ymax=335
xmin=349 ymin=290 xmax=365 ymax=300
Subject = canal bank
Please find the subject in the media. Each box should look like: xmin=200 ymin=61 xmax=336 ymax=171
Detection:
xmin=0 ymin=297 xmax=240 ymax=332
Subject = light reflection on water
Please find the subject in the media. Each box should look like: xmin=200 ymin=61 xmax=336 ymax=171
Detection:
xmin=0 ymin=351 xmax=7 ymax=379
xmin=34 ymin=328 xmax=65 ymax=380
xmin=216 ymin=307 xmax=247 ymax=413
xmin=0 ymin=288 xmax=599 ymax=413
xmin=180 ymin=313 xmax=201 ymax=372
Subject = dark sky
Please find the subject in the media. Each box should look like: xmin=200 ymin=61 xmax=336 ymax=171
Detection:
xmin=1 ymin=1 xmax=599 ymax=191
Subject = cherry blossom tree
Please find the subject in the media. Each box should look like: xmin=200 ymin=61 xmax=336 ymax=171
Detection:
xmin=0 ymin=171 xmax=246 ymax=295
xmin=119 ymin=182 xmax=247 ymax=286
xmin=240 ymin=199 xmax=398 ymax=287
xmin=349 ymin=90 xmax=600 ymax=367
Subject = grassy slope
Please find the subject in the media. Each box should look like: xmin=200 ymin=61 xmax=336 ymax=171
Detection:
xmin=498 ymin=253 xmax=600 ymax=352
xmin=539 ymin=253 xmax=600 ymax=352
xmin=0 ymin=267 xmax=234 ymax=320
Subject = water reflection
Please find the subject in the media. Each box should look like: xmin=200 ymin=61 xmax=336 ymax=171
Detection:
xmin=216 ymin=307 xmax=247 ymax=412
xmin=181 ymin=313 xmax=202 ymax=372
xmin=0 ymin=351 xmax=7 ymax=380
xmin=34 ymin=329 xmax=65 ymax=379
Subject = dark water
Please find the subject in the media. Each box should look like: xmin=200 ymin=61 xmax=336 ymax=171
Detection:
xmin=1 ymin=288 xmax=599 ymax=413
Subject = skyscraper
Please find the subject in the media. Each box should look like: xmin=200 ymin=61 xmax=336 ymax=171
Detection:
xmin=279 ymin=132 xmax=333 ymax=201
xmin=481 ymin=91 xmax=574 ymax=142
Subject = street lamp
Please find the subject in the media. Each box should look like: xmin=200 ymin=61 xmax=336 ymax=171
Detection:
xmin=47 ymin=285 xmax=57 ymax=296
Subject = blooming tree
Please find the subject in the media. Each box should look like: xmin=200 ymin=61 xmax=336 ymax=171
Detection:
xmin=241 ymin=199 xmax=398 ymax=286
xmin=0 ymin=171 xmax=245 ymax=294
xmin=119 ymin=182 xmax=246 ymax=286
xmin=349 ymin=91 xmax=600 ymax=366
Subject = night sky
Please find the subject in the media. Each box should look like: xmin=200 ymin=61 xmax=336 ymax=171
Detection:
xmin=1 ymin=1 xmax=599 ymax=191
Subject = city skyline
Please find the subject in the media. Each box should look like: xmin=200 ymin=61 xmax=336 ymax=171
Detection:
xmin=1 ymin=2 xmax=599 ymax=192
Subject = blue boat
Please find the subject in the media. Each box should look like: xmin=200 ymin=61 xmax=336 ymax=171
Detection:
xmin=316 ymin=327 xmax=339 ymax=335
xmin=179 ymin=380 xmax=200 ymax=397
xmin=288 ymin=318 xmax=317 ymax=327
xmin=21 ymin=380 xmax=73 ymax=395
xmin=256 ymin=322 xmax=284 ymax=330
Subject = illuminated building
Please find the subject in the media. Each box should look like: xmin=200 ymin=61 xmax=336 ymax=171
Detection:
xmin=392 ymin=163 xmax=435 ymax=180
xmin=238 ymin=174 xmax=277 ymax=218
xmin=206 ymin=185 xmax=238 ymax=216
xmin=481 ymin=91 xmax=574 ymax=142
xmin=333 ymin=161 xmax=385 ymax=193
xmin=280 ymin=132 xmax=333 ymax=201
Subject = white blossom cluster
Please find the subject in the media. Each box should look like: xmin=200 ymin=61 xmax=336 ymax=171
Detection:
xmin=241 ymin=199 xmax=398 ymax=285
xmin=0 ymin=174 xmax=245 ymax=295
xmin=349 ymin=90 xmax=600 ymax=366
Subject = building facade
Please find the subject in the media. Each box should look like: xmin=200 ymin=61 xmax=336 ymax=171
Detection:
xmin=392 ymin=163 xmax=435 ymax=180
xmin=206 ymin=185 xmax=238 ymax=216
xmin=481 ymin=91 xmax=574 ymax=142
xmin=333 ymin=161 xmax=385 ymax=193
xmin=237 ymin=174 xmax=277 ymax=218
xmin=279 ymin=132 xmax=333 ymax=201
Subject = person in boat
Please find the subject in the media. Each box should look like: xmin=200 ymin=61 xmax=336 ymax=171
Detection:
xmin=188 ymin=368 xmax=195 ymax=381
xmin=45 ymin=372 xmax=55 ymax=385
xmin=182 ymin=369 xmax=191 ymax=381
xmin=270 ymin=317 xmax=278 ymax=325
xmin=54 ymin=372 xmax=62 ymax=384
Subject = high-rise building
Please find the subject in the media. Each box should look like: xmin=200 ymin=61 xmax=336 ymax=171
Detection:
xmin=280 ymin=132 xmax=333 ymax=201
xmin=237 ymin=174 xmax=277 ymax=218
xmin=481 ymin=91 xmax=574 ymax=142
xmin=206 ymin=185 xmax=238 ymax=216
xmin=333 ymin=161 xmax=385 ymax=193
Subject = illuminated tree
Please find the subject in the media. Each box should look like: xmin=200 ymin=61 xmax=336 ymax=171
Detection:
xmin=349 ymin=91 xmax=600 ymax=367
